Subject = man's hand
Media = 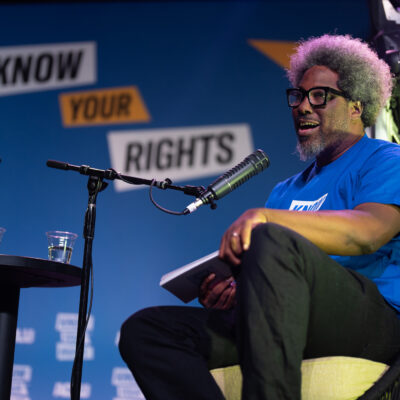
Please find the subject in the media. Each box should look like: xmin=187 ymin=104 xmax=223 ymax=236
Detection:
xmin=199 ymin=273 xmax=236 ymax=309
xmin=219 ymin=208 xmax=268 ymax=265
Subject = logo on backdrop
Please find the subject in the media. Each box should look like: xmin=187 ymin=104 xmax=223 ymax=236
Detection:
xmin=11 ymin=365 xmax=32 ymax=400
xmin=55 ymin=313 xmax=95 ymax=361
xmin=16 ymin=328 xmax=36 ymax=345
xmin=0 ymin=41 xmax=96 ymax=96
xmin=111 ymin=367 xmax=145 ymax=400
xmin=107 ymin=123 xmax=253 ymax=192
xmin=52 ymin=382 xmax=91 ymax=399
xmin=59 ymin=86 xmax=150 ymax=127
xmin=289 ymin=193 xmax=328 ymax=211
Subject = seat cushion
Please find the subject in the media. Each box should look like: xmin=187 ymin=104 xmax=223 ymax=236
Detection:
xmin=210 ymin=357 xmax=389 ymax=400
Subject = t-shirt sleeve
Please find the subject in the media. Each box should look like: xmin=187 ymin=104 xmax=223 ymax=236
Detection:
xmin=354 ymin=145 xmax=400 ymax=207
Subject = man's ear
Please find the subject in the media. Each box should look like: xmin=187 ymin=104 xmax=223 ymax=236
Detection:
xmin=350 ymin=100 xmax=363 ymax=119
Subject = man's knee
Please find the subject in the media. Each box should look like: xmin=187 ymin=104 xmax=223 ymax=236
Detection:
xmin=241 ymin=223 xmax=309 ymax=278
xmin=249 ymin=222 xmax=299 ymax=251
xmin=119 ymin=307 xmax=156 ymax=360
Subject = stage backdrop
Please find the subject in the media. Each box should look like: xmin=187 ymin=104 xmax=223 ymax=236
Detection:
xmin=0 ymin=1 xmax=372 ymax=399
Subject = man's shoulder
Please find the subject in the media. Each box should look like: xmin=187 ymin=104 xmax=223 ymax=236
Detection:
xmin=325 ymin=135 xmax=400 ymax=171
xmin=362 ymin=136 xmax=400 ymax=157
xmin=272 ymin=137 xmax=400 ymax=193
xmin=354 ymin=137 xmax=400 ymax=174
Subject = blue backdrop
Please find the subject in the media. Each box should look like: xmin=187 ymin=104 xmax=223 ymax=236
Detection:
xmin=0 ymin=1 xmax=371 ymax=399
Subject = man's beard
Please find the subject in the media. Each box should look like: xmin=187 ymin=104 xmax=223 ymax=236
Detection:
xmin=295 ymin=125 xmax=349 ymax=162
xmin=295 ymin=133 xmax=326 ymax=161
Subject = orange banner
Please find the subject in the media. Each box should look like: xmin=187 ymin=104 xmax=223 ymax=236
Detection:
xmin=248 ymin=39 xmax=297 ymax=69
xmin=59 ymin=86 xmax=150 ymax=127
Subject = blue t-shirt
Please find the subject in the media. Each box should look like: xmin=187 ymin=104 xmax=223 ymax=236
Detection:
xmin=266 ymin=135 xmax=400 ymax=312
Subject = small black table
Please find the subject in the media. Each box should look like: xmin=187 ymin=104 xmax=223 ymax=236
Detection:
xmin=0 ymin=255 xmax=82 ymax=400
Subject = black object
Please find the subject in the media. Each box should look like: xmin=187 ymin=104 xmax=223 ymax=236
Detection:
xmin=389 ymin=0 xmax=400 ymax=8
xmin=286 ymin=86 xmax=350 ymax=108
xmin=0 ymin=255 xmax=81 ymax=400
xmin=369 ymin=0 xmax=400 ymax=75
xmin=357 ymin=351 xmax=400 ymax=399
xmin=46 ymin=159 xmax=205 ymax=196
xmin=70 ymin=176 xmax=104 ymax=400
xmin=368 ymin=0 xmax=400 ymax=143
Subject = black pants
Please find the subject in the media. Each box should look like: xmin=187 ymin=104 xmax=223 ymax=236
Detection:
xmin=119 ymin=223 xmax=400 ymax=400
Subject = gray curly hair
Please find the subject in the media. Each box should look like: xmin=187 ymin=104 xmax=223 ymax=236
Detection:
xmin=287 ymin=34 xmax=393 ymax=127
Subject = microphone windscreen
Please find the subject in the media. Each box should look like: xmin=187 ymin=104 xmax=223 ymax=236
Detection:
xmin=46 ymin=160 xmax=69 ymax=170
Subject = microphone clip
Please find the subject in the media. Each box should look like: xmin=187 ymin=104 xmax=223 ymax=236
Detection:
xmin=182 ymin=185 xmax=206 ymax=197
xmin=209 ymin=197 xmax=217 ymax=210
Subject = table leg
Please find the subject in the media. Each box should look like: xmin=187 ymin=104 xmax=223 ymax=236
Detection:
xmin=0 ymin=285 xmax=20 ymax=400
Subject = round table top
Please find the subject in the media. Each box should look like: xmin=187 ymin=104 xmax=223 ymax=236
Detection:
xmin=0 ymin=254 xmax=81 ymax=288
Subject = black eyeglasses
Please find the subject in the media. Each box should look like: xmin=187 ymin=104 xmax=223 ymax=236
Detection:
xmin=286 ymin=86 xmax=349 ymax=108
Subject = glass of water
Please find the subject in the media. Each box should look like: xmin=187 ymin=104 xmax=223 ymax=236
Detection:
xmin=46 ymin=231 xmax=78 ymax=264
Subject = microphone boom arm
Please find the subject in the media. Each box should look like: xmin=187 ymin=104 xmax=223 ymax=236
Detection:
xmin=46 ymin=160 xmax=205 ymax=197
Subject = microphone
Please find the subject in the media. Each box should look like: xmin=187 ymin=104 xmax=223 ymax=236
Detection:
xmin=183 ymin=149 xmax=270 ymax=214
xmin=46 ymin=160 xmax=70 ymax=170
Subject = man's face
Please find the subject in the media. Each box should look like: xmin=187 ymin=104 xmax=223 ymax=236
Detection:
xmin=292 ymin=65 xmax=352 ymax=161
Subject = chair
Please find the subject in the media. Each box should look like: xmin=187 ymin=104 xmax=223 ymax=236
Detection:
xmin=210 ymin=352 xmax=400 ymax=400
xmin=358 ymin=351 xmax=400 ymax=400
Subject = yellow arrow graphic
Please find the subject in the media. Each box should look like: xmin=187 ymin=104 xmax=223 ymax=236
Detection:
xmin=248 ymin=39 xmax=298 ymax=69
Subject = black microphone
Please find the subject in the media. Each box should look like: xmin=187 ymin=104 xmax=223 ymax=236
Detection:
xmin=46 ymin=160 xmax=70 ymax=170
xmin=183 ymin=149 xmax=270 ymax=214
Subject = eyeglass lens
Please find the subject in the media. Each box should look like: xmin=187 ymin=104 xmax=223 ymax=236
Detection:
xmin=289 ymin=88 xmax=327 ymax=107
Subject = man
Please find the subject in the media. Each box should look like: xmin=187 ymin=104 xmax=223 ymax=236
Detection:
xmin=119 ymin=35 xmax=400 ymax=400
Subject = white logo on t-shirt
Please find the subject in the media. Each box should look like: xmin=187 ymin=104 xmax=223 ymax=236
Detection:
xmin=289 ymin=193 xmax=328 ymax=211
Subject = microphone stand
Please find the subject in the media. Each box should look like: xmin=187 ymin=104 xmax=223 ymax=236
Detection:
xmin=71 ymin=175 xmax=106 ymax=400
xmin=46 ymin=160 xmax=207 ymax=400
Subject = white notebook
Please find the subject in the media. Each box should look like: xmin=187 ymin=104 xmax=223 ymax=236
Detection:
xmin=160 ymin=251 xmax=233 ymax=303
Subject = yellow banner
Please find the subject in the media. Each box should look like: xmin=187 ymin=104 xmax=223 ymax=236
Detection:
xmin=59 ymin=86 xmax=150 ymax=126
xmin=248 ymin=39 xmax=297 ymax=69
